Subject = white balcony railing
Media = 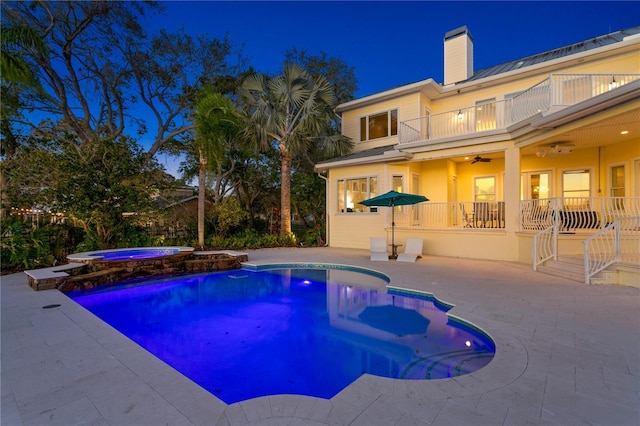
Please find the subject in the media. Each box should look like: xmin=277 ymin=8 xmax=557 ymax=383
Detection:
xmin=398 ymin=73 xmax=640 ymax=145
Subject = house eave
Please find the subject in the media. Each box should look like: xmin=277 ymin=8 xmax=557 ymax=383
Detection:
xmin=315 ymin=150 xmax=413 ymax=172
xmin=335 ymin=79 xmax=440 ymax=113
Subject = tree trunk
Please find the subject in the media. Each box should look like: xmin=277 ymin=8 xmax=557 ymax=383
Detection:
xmin=280 ymin=151 xmax=292 ymax=236
xmin=198 ymin=151 xmax=206 ymax=249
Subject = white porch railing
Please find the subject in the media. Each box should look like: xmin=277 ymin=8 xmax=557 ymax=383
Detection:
xmin=388 ymin=197 xmax=639 ymax=232
xmin=532 ymin=225 xmax=558 ymax=271
xmin=393 ymin=201 xmax=506 ymax=229
xmin=584 ymin=216 xmax=640 ymax=284
xmin=398 ymin=73 xmax=640 ymax=145
xmin=519 ymin=197 xmax=640 ymax=233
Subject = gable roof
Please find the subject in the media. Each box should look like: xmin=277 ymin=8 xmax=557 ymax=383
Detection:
xmin=465 ymin=26 xmax=640 ymax=83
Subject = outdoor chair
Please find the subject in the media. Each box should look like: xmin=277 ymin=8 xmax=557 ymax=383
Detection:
xmin=370 ymin=237 xmax=389 ymax=261
xmin=474 ymin=202 xmax=491 ymax=228
xmin=460 ymin=203 xmax=474 ymax=228
xmin=397 ymin=238 xmax=423 ymax=262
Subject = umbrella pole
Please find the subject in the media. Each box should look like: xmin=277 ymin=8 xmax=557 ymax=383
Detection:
xmin=390 ymin=204 xmax=396 ymax=259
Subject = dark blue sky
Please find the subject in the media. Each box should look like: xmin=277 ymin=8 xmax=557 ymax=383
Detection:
xmin=151 ymin=1 xmax=639 ymax=98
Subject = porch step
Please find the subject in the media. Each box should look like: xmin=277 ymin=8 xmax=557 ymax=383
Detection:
xmin=536 ymin=256 xmax=585 ymax=283
xmin=538 ymin=256 xmax=639 ymax=286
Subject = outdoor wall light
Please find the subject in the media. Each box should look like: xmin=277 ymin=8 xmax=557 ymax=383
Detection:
xmin=609 ymin=76 xmax=618 ymax=90
xmin=456 ymin=110 xmax=464 ymax=120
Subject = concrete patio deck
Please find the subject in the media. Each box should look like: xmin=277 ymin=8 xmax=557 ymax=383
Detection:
xmin=1 ymin=247 xmax=638 ymax=425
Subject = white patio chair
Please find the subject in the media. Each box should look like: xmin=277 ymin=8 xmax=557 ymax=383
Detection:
xmin=397 ymin=238 xmax=423 ymax=262
xmin=370 ymin=237 xmax=389 ymax=261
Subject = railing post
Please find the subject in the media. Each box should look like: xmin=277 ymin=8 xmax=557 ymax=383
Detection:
xmin=532 ymin=235 xmax=538 ymax=271
xmin=550 ymin=73 xmax=555 ymax=108
xmin=583 ymin=241 xmax=590 ymax=285
xmin=614 ymin=218 xmax=620 ymax=262
xmin=552 ymin=221 xmax=558 ymax=261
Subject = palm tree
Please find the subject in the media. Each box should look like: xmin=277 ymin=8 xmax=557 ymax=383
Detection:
xmin=239 ymin=63 xmax=352 ymax=236
xmin=0 ymin=25 xmax=46 ymax=91
xmin=192 ymin=86 xmax=240 ymax=248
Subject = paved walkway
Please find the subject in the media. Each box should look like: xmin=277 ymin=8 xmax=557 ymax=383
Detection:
xmin=1 ymin=247 xmax=638 ymax=425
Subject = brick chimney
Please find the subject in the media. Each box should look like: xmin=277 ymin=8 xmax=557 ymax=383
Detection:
xmin=444 ymin=26 xmax=473 ymax=86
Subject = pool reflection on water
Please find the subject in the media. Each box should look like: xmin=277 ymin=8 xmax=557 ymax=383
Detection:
xmin=68 ymin=268 xmax=495 ymax=404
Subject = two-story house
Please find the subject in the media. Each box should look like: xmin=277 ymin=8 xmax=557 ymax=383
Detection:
xmin=316 ymin=26 xmax=640 ymax=285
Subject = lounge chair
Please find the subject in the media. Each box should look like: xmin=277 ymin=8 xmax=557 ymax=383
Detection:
xmin=397 ymin=238 xmax=423 ymax=262
xmin=370 ymin=237 xmax=389 ymax=261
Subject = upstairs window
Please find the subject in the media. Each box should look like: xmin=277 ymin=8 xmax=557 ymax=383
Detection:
xmin=360 ymin=109 xmax=398 ymax=141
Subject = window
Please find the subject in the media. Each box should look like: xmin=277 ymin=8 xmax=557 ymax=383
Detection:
xmin=337 ymin=177 xmax=377 ymax=213
xmin=562 ymin=170 xmax=590 ymax=199
xmin=474 ymin=176 xmax=496 ymax=201
xmin=610 ymin=165 xmax=625 ymax=197
xmin=360 ymin=109 xmax=398 ymax=141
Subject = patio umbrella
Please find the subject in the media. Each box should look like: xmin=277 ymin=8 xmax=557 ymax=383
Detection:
xmin=359 ymin=190 xmax=429 ymax=258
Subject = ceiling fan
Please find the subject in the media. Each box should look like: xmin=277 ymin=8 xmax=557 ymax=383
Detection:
xmin=471 ymin=155 xmax=491 ymax=164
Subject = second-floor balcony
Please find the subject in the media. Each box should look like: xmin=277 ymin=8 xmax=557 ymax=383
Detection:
xmin=398 ymin=73 xmax=640 ymax=145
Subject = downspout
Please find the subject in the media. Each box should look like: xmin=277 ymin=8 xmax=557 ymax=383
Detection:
xmin=317 ymin=171 xmax=330 ymax=246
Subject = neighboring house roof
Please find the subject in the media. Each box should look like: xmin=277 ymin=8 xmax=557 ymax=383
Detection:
xmin=466 ymin=26 xmax=640 ymax=83
xmin=160 ymin=195 xmax=213 ymax=209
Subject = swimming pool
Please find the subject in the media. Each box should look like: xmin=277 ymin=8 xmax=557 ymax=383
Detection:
xmin=68 ymin=267 xmax=495 ymax=404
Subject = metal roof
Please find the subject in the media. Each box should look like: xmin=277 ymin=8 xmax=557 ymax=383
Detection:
xmin=465 ymin=26 xmax=640 ymax=83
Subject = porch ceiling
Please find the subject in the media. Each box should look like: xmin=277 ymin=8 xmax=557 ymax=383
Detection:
xmin=520 ymin=106 xmax=640 ymax=156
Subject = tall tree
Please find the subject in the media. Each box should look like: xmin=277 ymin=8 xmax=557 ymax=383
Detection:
xmin=239 ymin=63 xmax=353 ymax=236
xmin=0 ymin=25 xmax=47 ymax=92
xmin=189 ymin=86 xmax=241 ymax=248
xmin=2 ymin=1 xmax=238 ymax=157
xmin=284 ymin=49 xmax=358 ymax=237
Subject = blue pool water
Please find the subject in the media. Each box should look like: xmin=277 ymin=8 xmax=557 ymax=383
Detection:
xmin=88 ymin=248 xmax=180 ymax=260
xmin=68 ymin=267 xmax=495 ymax=404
